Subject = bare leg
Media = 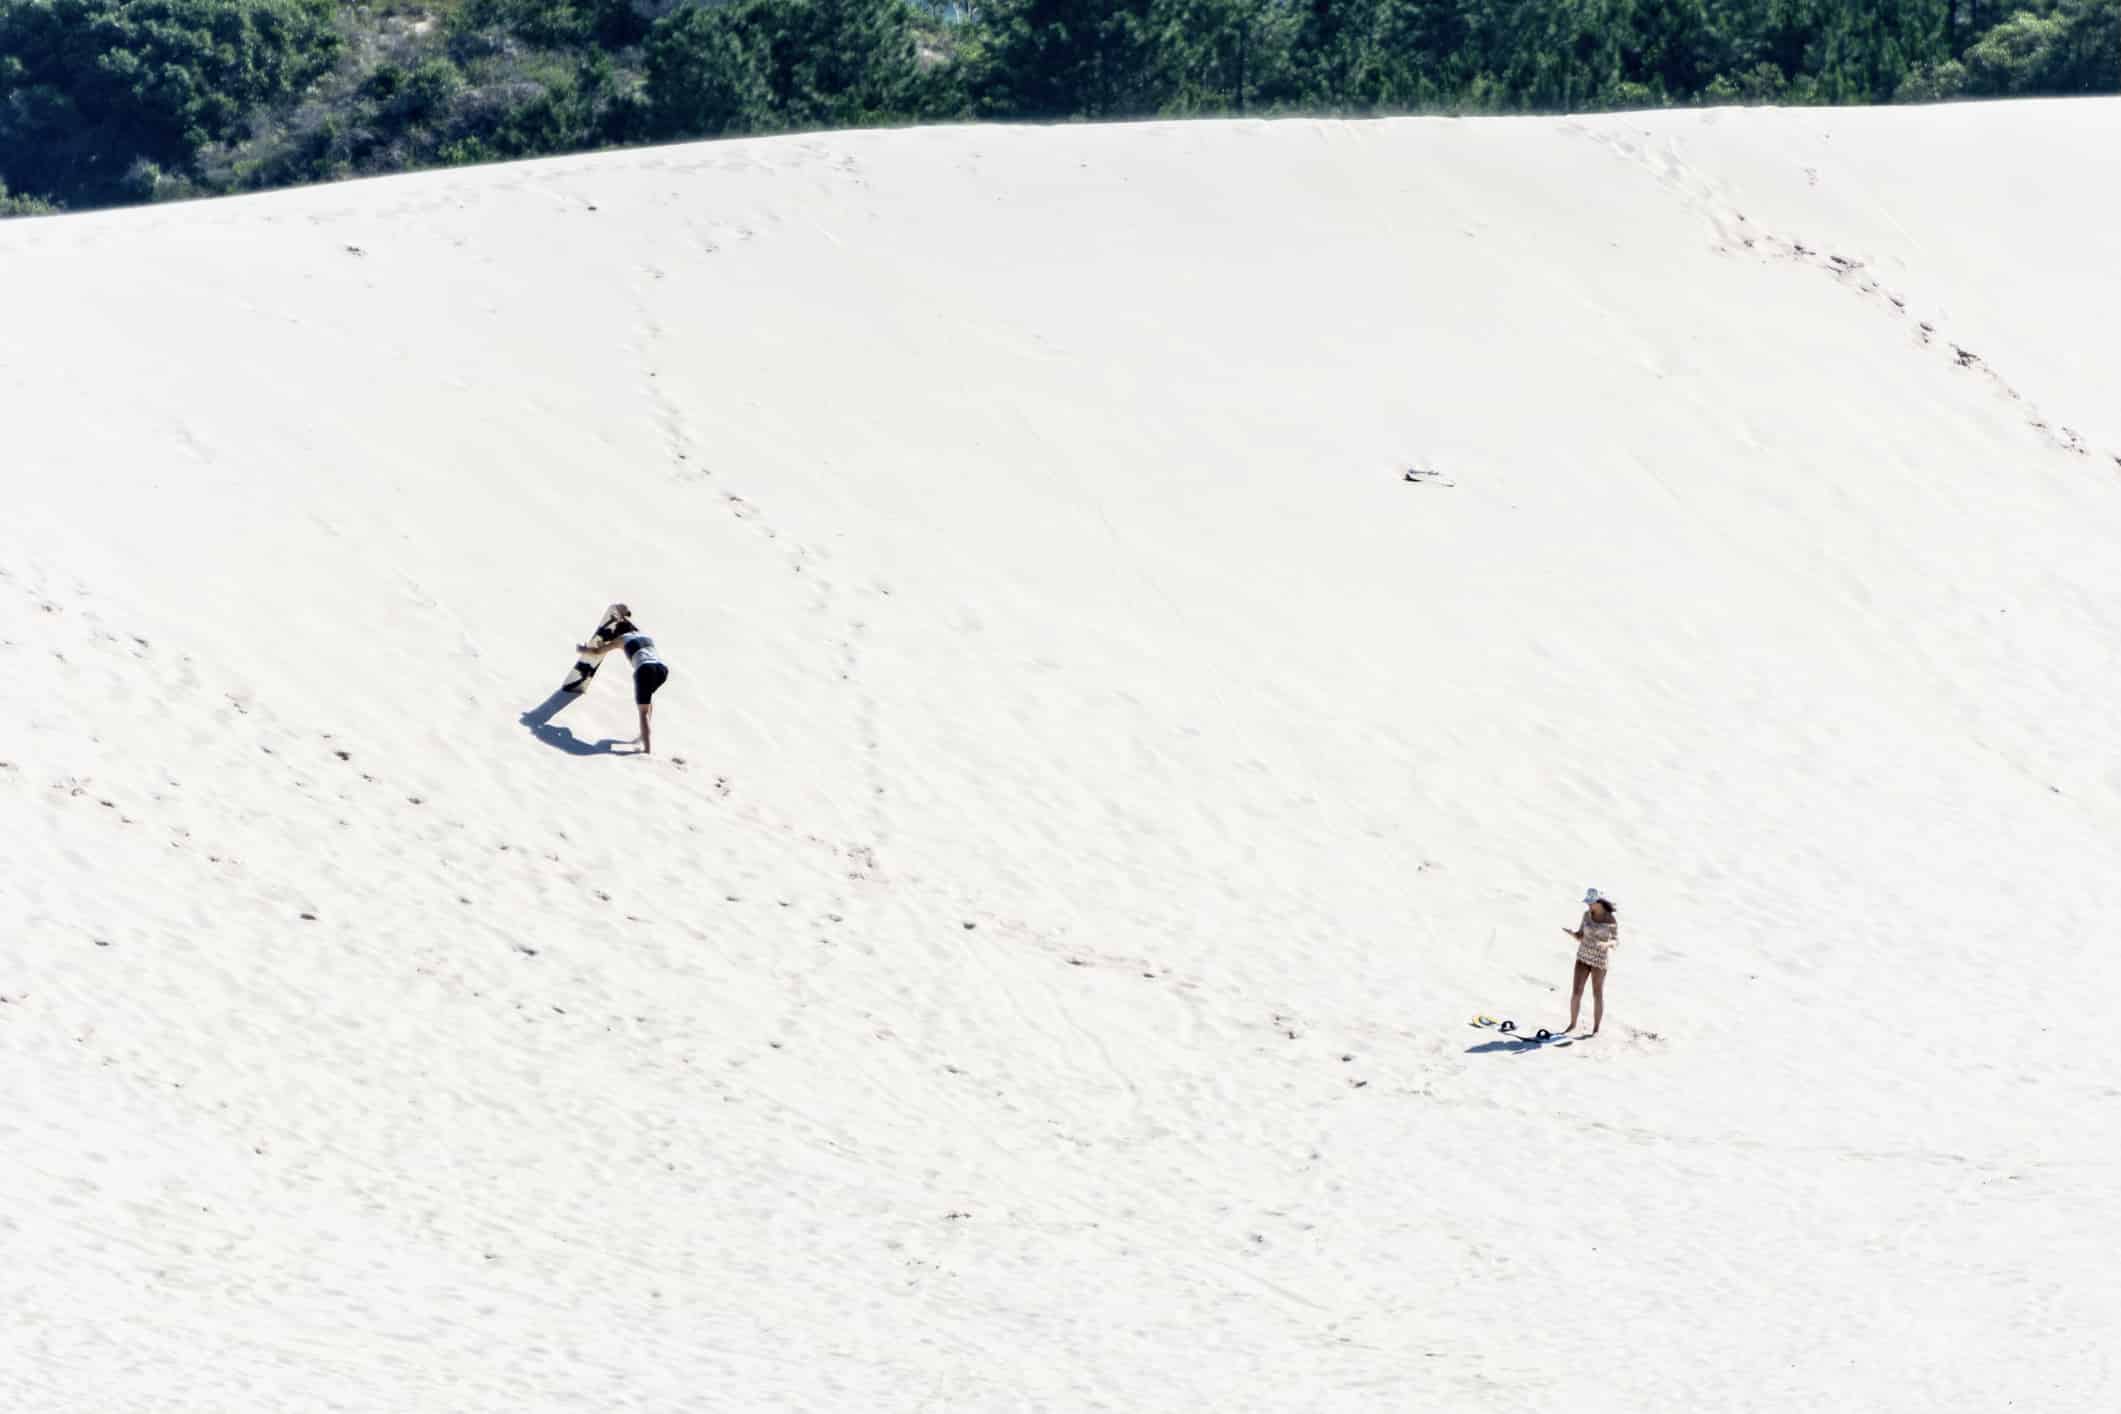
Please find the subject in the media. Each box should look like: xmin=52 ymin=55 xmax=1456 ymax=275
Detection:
xmin=1589 ymin=965 xmax=1606 ymax=1035
xmin=637 ymin=703 xmax=653 ymax=755
xmin=1566 ymin=961 xmax=1591 ymax=1032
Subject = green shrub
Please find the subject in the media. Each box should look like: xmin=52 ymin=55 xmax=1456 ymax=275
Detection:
xmin=1894 ymin=57 xmax=1969 ymax=100
xmin=0 ymin=178 xmax=59 ymax=216
xmin=1734 ymin=61 xmax=1791 ymax=103
xmin=119 ymin=157 xmax=200 ymax=202
xmin=1606 ymin=79 xmax=1661 ymax=109
xmin=643 ymin=4 xmax=775 ymax=137
xmin=1964 ymin=9 xmax=2068 ymax=92
xmin=0 ymin=0 xmax=342 ymax=205
xmin=393 ymin=57 xmax=469 ymax=123
xmin=972 ymin=0 xmax=1161 ymax=117
xmin=437 ymin=135 xmax=496 ymax=165
xmin=733 ymin=0 xmax=931 ymax=128
xmin=1962 ymin=3 xmax=2117 ymax=95
xmin=454 ymin=0 xmax=650 ymax=51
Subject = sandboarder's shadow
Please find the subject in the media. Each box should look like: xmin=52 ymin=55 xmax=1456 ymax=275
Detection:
xmin=1465 ymin=1036 xmax=1574 ymax=1055
xmin=531 ymin=724 xmax=633 ymax=756
xmin=521 ymin=690 xmax=635 ymax=756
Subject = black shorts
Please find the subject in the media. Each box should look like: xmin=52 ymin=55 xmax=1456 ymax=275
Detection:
xmin=633 ymin=661 xmax=669 ymax=705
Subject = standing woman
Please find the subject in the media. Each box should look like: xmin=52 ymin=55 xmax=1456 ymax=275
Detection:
xmin=1564 ymin=888 xmax=1619 ymax=1035
xmin=576 ymin=616 xmax=670 ymax=754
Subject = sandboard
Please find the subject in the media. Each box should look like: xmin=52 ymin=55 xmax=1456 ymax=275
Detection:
xmin=1470 ymin=1016 xmax=1568 ymax=1044
xmin=561 ymin=602 xmax=631 ymax=693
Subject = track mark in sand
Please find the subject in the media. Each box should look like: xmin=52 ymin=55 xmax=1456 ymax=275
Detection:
xmin=1572 ymin=122 xmax=2114 ymax=467
xmin=633 ymin=309 xmax=704 ymax=479
xmin=951 ymin=912 xmax=1173 ymax=1120
xmin=836 ymin=613 xmax=892 ymax=846
xmin=624 ymin=274 xmax=895 ymax=875
xmin=710 ymin=472 xmax=892 ymax=855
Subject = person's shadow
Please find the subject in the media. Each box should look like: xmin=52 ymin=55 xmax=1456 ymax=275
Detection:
xmin=1464 ymin=1033 xmax=1577 ymax=1054
xmin=532 ymin=724 xmax=634 ymax=755
xmin=521 ymin=689 xmax=636 ymax=756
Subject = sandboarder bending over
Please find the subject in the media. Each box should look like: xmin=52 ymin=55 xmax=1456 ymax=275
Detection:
xmin=1564 ymin=888 xmax=1619 ymax=1035
xmin=575 ymin=615 xmax=670 ymax=754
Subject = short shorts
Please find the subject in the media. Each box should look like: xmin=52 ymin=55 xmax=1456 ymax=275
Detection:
xmin=633 ymin=661 xmax=669 ymax=705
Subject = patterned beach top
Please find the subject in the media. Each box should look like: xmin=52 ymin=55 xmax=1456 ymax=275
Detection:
xmin=1575 ymin=910 xmax=1619 ymax=969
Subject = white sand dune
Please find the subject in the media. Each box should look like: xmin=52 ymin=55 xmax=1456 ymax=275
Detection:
xmin=4 ymin=101 xmax=2119 ymax=1410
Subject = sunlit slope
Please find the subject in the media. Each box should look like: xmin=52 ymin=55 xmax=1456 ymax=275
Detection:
xmin=4 ymin=104 xmax=2118 ymax=1411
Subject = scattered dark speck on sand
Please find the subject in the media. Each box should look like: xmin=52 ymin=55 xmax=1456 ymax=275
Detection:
xmin=962 ymin=921 xmax=977 ymax=930
xmin=93 ymin=938 xmax=111 ymax=947
xmin=335 ymin=750 xmax=351 ymax=761
xmin=300 ymin=912 xmax=317 ymax=921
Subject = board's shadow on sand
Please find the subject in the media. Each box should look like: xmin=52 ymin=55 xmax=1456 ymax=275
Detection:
xmin=520 ymin=689 xmax=578 ymax=729
xmin=520 ymin=690 xmax=632 ymax=756
xmin=1464 ymin=1037 xmax=1576 ymax=1055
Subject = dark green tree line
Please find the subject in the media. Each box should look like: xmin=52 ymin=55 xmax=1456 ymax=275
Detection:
xmin=3 ymin=0 xmax=2115 ymax=213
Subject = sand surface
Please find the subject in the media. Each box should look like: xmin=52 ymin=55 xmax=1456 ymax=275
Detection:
xmin=4 ymin=102 xmax=2119 ymax=1410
